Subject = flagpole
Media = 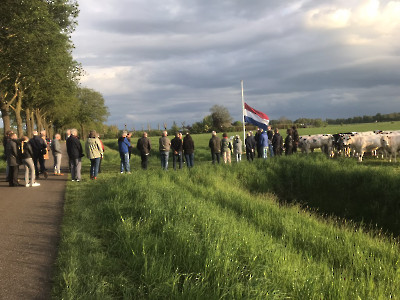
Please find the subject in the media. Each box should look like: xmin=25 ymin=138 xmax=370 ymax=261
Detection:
xmin=241 ymin=80 xmax=246 ymax=151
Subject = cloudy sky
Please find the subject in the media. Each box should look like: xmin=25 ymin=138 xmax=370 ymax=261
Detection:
xmin=72 ymin=0 xmax=400 ymax=129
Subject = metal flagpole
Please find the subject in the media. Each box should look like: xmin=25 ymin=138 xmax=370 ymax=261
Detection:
xmin=241 ymin=80 xmax=246 ymax=151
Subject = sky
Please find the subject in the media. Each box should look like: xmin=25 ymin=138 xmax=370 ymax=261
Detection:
xmin=71 ymin=0 xmax=400 ymax=129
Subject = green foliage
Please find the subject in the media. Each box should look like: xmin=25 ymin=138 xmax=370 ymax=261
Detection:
xmin=210 ymin=105 xmax=233 ymax=130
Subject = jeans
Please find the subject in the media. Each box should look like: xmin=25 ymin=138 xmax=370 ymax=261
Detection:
xmin=268 ymin=143 xmax=274 ymax=157
xmin=160 ymin=151 xmax=169 ymax=170
xmin=263 ymin=147 xmax=268 ymax=159
xmin=90 ymin=157 xmax=101 ymax=178
xmin=23 ymin=158 xmax=35 ymax=185
xmin=185 ymin=153 xmax=194 ymax=168
xmin=172 ymin=152 xmax=183 ymax=170
xmin=120 ymin=152 xmax=130 ymax=173
xmin=211 ymin=151 xmax=220 ymax=164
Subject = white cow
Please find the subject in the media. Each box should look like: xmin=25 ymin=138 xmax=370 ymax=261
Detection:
xmin=346 ymin=134 xmax=382 ymax=162
xmin=381 ymin=134 xmax=400 ymax=162
xmin=299 ymin=134 xmax=334 ymax=156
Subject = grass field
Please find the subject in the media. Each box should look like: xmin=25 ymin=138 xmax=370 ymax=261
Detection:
xmin=52 ymin=128 xmax=400 ymax=299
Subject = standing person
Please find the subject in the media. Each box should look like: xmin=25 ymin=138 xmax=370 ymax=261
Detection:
xmin=171 ymin=132 xmax=183 ymax=170
xmin=159 ymin=130 xmax=171 ymax=170
xmin=51 ymin=133 xmax=63 ymax=175
xmin=21 ymin=136 xmax=40 ymax=187
xmin=221 ymin=133 xmax=232 ymax=164
xmin=137 ymin=132 xmax=151 ymax=169
xmin=233 ymin=135 xmax=242 ymax=162
xmin=183 ymin=132 xmax=194 ymax=168
xmin=118 ymin=131 xmax=131 ymax=174
xmin=254 ymin=128 xmax=262 ymax=158
xmin=258 ymin=129 xmax=269 ymax=159
xmin=98 ymin=135 xmax=105 ymax=173
xmin=267 ymin=125 xmax=275 ymax=157
xmin=292 ymin=125 xmax=299 ymax=153
xmin=209 ymin=131 xmax=221 ymax=164
xmin=245 ymin=131 xmax=256 ymax=162
xmin=30 ymin=130 xmax=48 ymax=179
xmin=66 ymin=128 xmax=83 ymax=182
xmin=285 ymin=128 xmax=294 ymax=156
xmin=272 ymin=128 xmax=283 ymax=156
xmin=6 ymin=133 xmax=22 ymax=187
xmin=85 ymin=130 xmax=103 ymax=180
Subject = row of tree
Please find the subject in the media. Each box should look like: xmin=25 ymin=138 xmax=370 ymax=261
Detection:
xmin=0 ymin=0 xmax=109 ymax=139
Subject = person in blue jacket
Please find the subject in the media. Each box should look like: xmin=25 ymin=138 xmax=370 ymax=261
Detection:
xmin=258 ymin=129 xmax=269 ymax=159
xmin=118 ymin=131 xmax=131 ymax=174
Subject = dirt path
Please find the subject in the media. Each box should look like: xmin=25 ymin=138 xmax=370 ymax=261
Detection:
xmin=0 ymin=144 xmax=69 ymax=300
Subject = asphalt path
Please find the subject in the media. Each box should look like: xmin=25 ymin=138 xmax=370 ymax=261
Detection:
xmin=0 ymin=144 xmax=68 ymax=299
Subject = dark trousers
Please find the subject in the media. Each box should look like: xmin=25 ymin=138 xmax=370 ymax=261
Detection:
xmin=211 ymin=151 xmax=220 ymax=164
xmin=173 ymin=152 xmax=183 ymax=170
xmin=8 ymin=165 xmax=19 ymax=186
xmin=141 ymin=153 xmax=149 ymax=169
xmin=33 ymin=155 xmax=46 ymax=175
xmin=246 ymin=150 xmax=254 ymax=162
xmin=257 ymin=147 xmax=263 ymax=158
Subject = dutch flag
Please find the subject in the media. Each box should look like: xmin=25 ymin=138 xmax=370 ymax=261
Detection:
xmin=243 ymin=103 xmax=269 ymax=131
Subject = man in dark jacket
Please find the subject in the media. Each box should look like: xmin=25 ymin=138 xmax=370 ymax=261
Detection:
xmin=209 ymin=131 xmax=221 ymax=164
xmin=171 ymin=132 xmax=183 ymax=170
xmin=6 ymin=133 xmax=22 ymax=186
xmin=137 ymin=132 xmax=151 ymax=169
xmin=272 ymin=128 xmax=283 ymax=156
xmin=267 ymin=125 xmax=274 ymax=157
xmin=183 ymin=132 xmax=194 ymax=168
xmin=30 ymin=130 xmax=48 ymax=179
xmin=66 ymin=128 xmax=83 ymax=181
xmin=245 ymin=131 xmax=256 ymax=162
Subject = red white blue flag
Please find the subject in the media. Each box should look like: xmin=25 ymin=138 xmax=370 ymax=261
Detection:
xmin=243 ymin=103 xmax=269 ymax=130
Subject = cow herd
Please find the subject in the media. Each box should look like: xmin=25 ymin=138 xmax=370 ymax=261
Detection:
xmin=298 ymin=130 xmax=400 ymax=162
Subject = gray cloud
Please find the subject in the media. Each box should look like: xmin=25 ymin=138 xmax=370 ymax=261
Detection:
xmin=72 ymin=0 xmax=400 ymax=128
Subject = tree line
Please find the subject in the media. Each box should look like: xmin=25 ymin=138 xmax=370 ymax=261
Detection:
xmin=0 ymin=0 xmax=109 ymax=139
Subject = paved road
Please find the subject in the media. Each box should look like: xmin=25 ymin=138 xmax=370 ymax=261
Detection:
xmin=0 ymin=145 xmax=68 ymax=300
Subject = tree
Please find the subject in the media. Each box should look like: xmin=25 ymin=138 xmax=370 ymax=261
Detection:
xmin=75 ymin=87 xmax=109 ymax=138
xmin=209 ymin=105 xmax=232 ymax=130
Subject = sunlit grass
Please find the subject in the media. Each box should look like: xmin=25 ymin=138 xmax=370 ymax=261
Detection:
xmin=53 ymin=146 xmax=400 ymax=299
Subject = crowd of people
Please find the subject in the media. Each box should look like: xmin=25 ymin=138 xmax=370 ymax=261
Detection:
xmin=2 ymin=124 xmax=300 ymax=186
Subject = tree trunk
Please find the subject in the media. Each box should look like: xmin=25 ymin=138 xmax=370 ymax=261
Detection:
xmin=35 ymin=109 xmax=42 ymax=131
xmin=0 ymin=75 xmax=20 ymax=135
xmin=25 ymin=108 xmax=32 ymax=138
xmin=80 ymin=123 xmax=84 ymax=139
xmin=30 ymin=110 xmax=35 ymax=133
xmin=0 ymin=100 xmax=11 ymax=136
xmin=12 ymin=90 xmax=24 ymax=138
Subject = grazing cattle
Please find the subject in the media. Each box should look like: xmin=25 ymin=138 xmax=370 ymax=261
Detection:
xmin=381 ymin=133 xmax=400 ymax=162
xmin=346 ymin=134 xmax=382 ymax=162
xmin=299 ymin=134 xmax=334 ymax=156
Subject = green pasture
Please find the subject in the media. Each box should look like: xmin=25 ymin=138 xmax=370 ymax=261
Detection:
xmin=53 ymin=137 xmax=400 ymax=299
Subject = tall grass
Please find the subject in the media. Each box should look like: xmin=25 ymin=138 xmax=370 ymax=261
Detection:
xmin=53 ymin=155 xmax=400 ymax=299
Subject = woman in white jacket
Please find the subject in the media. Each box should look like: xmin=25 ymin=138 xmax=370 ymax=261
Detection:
xmin=85 ymin=130 xmax=103 ymax=180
